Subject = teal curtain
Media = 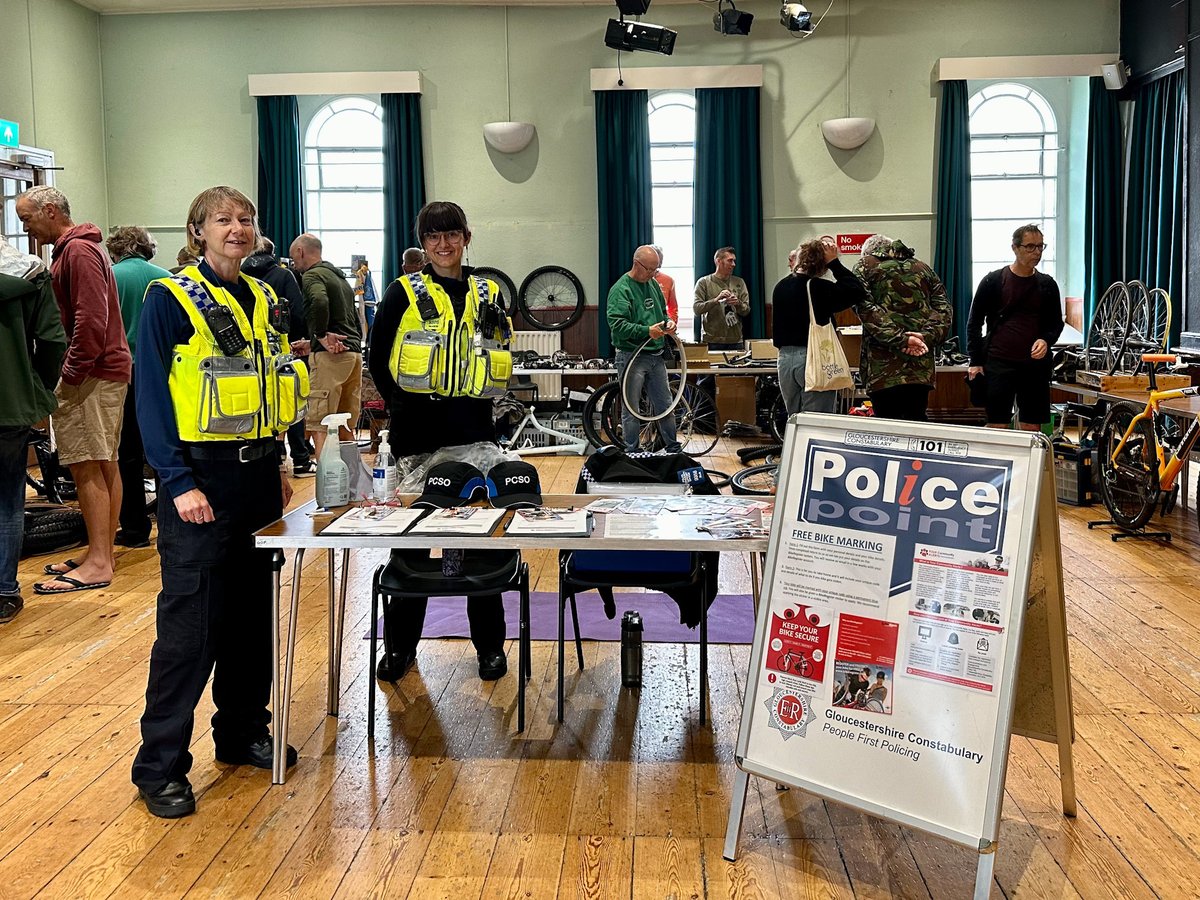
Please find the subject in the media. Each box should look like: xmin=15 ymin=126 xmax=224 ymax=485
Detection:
xmin=1085 ymin=77 xmax=1123 ymax=330
xmin=932 ymin=80 xmax=972 ymax=347
xmin=255 ymin=95 xmax=304 ymax=252
xmin=382 ymin=93 xmax=427 ymax=287
xmin=1125 ymin=70 xmax=1185 ymax=346
xmin=595 ymin=89 xmax=652 ymax=357
xmin=694 ymin=87 xmax=765 ymax=340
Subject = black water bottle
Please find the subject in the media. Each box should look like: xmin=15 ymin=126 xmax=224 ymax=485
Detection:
xmin=621 ymin=611 xmax=643 ymax=688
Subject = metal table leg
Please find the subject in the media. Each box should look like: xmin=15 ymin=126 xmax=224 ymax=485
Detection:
xmin=273 ymin=547 xmax=304 ymax=785
xmin=326 ymin=548 xmax=350 ymax=716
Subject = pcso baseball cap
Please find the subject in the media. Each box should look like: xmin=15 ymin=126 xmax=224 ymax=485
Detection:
xmin=486 ymin=460 xmax=543 ymax=509
xmin=413 ymin=461 xmax=487 ymax=508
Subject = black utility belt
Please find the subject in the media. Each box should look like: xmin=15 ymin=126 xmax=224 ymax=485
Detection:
xmin=184 ymin=440 xmax=279 ymax=464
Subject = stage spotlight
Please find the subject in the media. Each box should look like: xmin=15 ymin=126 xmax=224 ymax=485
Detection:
xmin=714 ymin=1 xmax=753 ymax=35
xmin=615 ymin=0 xmax=651 ymax=14
xmin=605 ymin=18 xmax=677 ymax=55
xmin=780 ymin=2 xmax=813 ymax=32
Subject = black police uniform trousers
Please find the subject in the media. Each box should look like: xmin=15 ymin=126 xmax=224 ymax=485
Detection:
xmin=131 ymin=448 xmax=282 ymax=792
xmin=390 ymin=586 xmax=506 ymax=657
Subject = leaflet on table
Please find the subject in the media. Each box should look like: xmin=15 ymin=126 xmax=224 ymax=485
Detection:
xmin=696 ymin=509 xmax=770 ymax=540
xmin=505 ymin=507 xmax=593 ymax=536
xmin=408 ymin=506 xmax=506 ymax=535
xmin=743 ymin=428 xmax=1027 ymax=841
xmin=321 ymin=505 xmax=423 ymax=535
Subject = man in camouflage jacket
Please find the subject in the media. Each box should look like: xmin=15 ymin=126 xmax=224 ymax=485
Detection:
xmin=853 ymin=237 xmax=953 ymax=421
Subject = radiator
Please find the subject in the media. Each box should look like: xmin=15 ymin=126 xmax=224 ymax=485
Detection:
xmin=511 ymin=330 xmax=561 ymax=402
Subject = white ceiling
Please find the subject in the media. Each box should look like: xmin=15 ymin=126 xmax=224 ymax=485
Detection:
xmin=76 ymin=0 xmax=655 ymax=13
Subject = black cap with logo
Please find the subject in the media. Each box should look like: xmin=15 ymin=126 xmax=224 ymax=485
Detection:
xmin=486 ymin=460 xmax=543 ymax=509
xmin=412 ymin=461 xmax=487 ymax=508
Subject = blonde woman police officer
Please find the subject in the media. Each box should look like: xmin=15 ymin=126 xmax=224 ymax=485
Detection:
xmin=131 ymin=186 xmax=309 ymax=818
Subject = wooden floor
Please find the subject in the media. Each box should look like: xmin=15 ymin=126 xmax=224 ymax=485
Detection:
xmin=2 ymin=439 xmax=1199 ymax=899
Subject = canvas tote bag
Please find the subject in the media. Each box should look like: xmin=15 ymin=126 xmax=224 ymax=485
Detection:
xmin=804 ymin=280 xmax=854 ymax=391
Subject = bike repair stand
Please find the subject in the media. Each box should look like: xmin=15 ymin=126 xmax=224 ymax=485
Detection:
xmin=1086 ymin=519 xmax=1172 ymax=542
xmin=502 ymin=406 xmax=589 ymax=457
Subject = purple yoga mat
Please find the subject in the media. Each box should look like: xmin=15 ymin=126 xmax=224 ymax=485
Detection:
xmin=367 ymin=592 xmax=756 ymax=644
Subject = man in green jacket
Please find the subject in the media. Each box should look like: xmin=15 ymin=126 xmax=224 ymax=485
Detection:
xmin=0 ymin=239 xmax=68 ymax=623
xmin=606 ymin=245 xmax=680 ymax=454
xmin=289 ymin=233 xmax=363 ymax=456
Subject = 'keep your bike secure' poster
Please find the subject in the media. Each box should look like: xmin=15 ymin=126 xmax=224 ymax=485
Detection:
xmin=737 ymin=416 xmax=1044 ymax=847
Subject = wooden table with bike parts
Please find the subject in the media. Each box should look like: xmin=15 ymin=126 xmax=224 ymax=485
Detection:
xmin=254 ymin=494 xmax=771 ymax=785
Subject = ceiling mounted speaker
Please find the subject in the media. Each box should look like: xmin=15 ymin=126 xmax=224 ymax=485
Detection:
xmin=1101 ymin=62 xmax=1128 ymax=90
xmin=820 ymin=117 xmax=876 ymax=150
xmin=483 ymin=121 xmax=536 ymax=154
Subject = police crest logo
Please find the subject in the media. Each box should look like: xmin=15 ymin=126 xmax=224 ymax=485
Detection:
xmin=764 ymin=688 xmax=814 ymax=741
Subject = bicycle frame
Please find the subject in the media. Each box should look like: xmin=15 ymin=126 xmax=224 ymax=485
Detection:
xmin=1108 ymin=354 xmax=1200 ymax=492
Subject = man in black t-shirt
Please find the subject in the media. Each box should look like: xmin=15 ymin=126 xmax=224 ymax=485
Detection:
xmin=966 ymin=225 xmax=1064 ymax=430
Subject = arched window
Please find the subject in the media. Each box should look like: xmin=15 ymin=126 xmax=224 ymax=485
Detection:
xmin=648 ymin=91 xmax=696 ymax=333
xmin=969 ymin=83 xmax=1058 ymax=288
xmin=303 ymin=96 xmax=384 ymax=273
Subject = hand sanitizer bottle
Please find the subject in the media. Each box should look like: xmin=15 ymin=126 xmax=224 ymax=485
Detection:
xmin=372 ymin=429 xmax=397 ymax=501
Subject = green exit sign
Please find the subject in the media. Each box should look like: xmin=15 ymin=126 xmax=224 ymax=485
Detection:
xmin=0 ymin=119 xmax=18 ymax=148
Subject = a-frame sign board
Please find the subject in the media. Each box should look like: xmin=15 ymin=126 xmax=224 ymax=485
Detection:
xmin=724 ymin=415 xmax=1075 ymax=898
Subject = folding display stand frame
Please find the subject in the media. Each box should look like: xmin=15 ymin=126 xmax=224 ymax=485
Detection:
xmin=723 ymin=416 xmax=1076 ymax=900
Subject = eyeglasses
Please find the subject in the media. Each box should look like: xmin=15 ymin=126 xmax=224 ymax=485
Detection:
xmin=1018 ymin=242 xmax=1047 ymax=251
xmin=422 ymin=229 xmax=465 ymax=245
xmin=634 ymin=259 xmax=660 ymax=275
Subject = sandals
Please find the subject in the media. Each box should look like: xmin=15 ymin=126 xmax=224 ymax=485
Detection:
xmin=33 ymin=574 xmax=112 ymax=595
xmin=43 ymin=558 xmax=82 ymax=576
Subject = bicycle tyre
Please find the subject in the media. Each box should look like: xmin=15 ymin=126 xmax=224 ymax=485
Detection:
xmin=738 ymin=443 xmax=783 ymax=464
xmin=1097 ymin=401 xmax=1160 ymax=531
xmin=676 ymin=384 xmax=718 ymax=457
xmin=21 ymin=508 xmax=87 ymax=559
xmin=471 ymin=266 xmax=518 ymax=312
xmin=731 ymin=463 xmax=778 ymax=496
xmin=769 ymin=392 xmax=788 ymax=443
xmin=703 ymin=469 xmax=731 ymax=490
xmin=518 ymin=265 xmax=585 ymax=331
xmin=581 ymin=382 xmax=617 ymax=449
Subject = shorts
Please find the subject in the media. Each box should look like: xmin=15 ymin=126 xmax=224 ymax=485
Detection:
xmin=305 ymin=351 xmax=363 ymax=430
xmin=53 ymin=376 xmax=127 ymax=466
xmin=984 ymin=356 xmax=1052 ymax=425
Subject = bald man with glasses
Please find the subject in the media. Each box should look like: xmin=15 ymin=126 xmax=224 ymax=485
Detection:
xmin=607 ymin=246 xmax=681 ymax=454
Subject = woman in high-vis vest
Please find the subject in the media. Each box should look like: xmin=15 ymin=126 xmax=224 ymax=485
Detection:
xmin=367 ymin=200 xmax=512 ymax=683
xmin=130 ymin=186 xmax=309 ymax=819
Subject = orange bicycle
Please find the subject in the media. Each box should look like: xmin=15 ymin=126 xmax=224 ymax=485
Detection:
xmin=1096 ymin=353 xmax=1200 ymax=531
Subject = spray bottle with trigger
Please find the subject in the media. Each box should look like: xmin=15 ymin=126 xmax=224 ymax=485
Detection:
xmin=315 ymin=412 xmax=352 ymax=508
xmin=372 ymin=429 xmax=397 ymax=501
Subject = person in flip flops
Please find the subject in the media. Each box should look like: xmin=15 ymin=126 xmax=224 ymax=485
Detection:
xmin=128 ymin=186 xmax=304 ymax=818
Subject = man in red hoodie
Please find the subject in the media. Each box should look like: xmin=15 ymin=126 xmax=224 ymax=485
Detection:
xmin=16 ymin=186 xmax=132 ymax=594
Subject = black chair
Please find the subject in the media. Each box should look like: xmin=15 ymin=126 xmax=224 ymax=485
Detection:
xmin=369 ymin=548 xmax=532 ymax=736
xmin=557 ymin=539 xmax=713 ymax=725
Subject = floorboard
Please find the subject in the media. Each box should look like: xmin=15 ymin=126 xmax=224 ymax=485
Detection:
xmin=0 ymin=440 xmax=1195 ymax=898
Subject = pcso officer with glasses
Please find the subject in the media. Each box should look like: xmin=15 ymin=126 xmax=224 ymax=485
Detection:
xmin=966 ymin=224 xmax=1064 ymax=431
xmin=367 ymin=200 xmax=513 ymax=684
xmin=131 ymin=186 xmax=310 ymax=818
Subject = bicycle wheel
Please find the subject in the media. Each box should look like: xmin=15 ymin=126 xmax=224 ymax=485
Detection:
xmin=1124 ymin=281 xmax=1151 ymax=372
xmin=676 ymin=383 xmax=719 ymax=457
xmin=769 ymin=391 xmax=788 ymax=443
xmin=1097 ymin=401 xmax=1160 ymax=531
xmin=731 ymin=463 xmax=778 ymax=496
xmin=471 ymin=266 xmax=518 ymax=311
xmin=581 ymin=382 xmax=618 ymax=449
xmin=518 ymin=265 xmax=584 ymax=331
xmin=1086 ymin=282 xmax=1131 ymax=375
xmin=1148 ymin=288 xmax=1172 ymax=351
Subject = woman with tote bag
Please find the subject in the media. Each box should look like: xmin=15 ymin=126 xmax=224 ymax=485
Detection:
xmin=771 ymin=238 xmax=865 ymax=414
